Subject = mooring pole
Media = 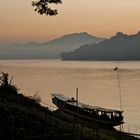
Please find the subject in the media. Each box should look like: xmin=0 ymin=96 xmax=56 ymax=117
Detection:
xmin=76 ymin=87 xmax=79 ymax=140
xmin=117 ymin=68 xmax=122 ymax=111
xmin=114 ymin=67 xmax=123 ymax=140
xmin=76 ymin=88 xmax=78 ymax=108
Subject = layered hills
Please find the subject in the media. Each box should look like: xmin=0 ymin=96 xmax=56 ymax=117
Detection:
xmin=0 ymin=32 xmax=105 ymax=59
xmin=61 ymin=31 xmax=140 ymax=61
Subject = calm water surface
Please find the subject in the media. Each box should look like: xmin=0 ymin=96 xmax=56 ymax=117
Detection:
xmin=0 ymin=60 xmax=140 ymax=134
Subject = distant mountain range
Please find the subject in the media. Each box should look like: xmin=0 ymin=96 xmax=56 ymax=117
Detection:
xmin=61 ymin=31 xmax=140 ymax=61
xmin=0 ymin=32 xmax=105 ymax=59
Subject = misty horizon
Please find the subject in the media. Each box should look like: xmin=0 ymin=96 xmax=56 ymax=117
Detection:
xmin=1 ymin=0 xmax=140 ymax=43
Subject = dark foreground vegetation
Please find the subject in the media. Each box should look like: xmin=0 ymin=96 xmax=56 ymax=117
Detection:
xmin=0 ymin=73 xmax=139 ymax=140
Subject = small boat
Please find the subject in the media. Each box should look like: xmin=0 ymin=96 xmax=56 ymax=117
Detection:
xmin=51 ymin=93 xmax=124 ymax=127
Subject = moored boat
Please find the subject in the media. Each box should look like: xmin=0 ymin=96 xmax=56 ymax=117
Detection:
xmin=51 ymin=93 xmax=124 ymax=127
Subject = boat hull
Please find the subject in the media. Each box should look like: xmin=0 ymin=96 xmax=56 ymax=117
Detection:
xmin=52 ymin=94 xmax=124 ymax=127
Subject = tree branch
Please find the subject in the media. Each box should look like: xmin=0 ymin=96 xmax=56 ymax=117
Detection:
xmin=32 ymin=0 xmax=62 ymax=16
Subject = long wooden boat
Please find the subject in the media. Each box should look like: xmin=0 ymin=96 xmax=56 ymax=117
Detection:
xmin=51 ymin=93 xmax=124 ymax=127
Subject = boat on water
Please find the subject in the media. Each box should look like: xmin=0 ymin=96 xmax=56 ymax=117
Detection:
xmin=51 ymin=93 xmax=124 ymax=127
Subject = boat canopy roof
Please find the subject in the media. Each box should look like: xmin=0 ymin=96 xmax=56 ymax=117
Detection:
xmin=51 ymin=93 xmax=123 ymax=113
xmin=52 ymin=93 xmax=69 ymax=101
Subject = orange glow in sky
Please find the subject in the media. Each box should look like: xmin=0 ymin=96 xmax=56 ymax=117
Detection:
xmin=0 ymin=0 xmax=140 ymax=43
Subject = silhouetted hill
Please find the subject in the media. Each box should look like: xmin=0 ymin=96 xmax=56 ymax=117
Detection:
xmin=0 ymin=73 xmax=139 ymax=140
xmin=0 ymin=32 xmax=105 ymax=59
xmin=61 ymin=31 xmax=140 ymax=61
xmin=0 ymin=73 xmax=73 ymax=139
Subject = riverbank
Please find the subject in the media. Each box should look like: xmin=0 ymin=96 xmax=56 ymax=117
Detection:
xmin=0 ymin=73 xmax=139 ymax=140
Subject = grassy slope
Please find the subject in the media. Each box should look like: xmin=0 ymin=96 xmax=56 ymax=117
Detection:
xmin=0 ymin=83 xmax=139 ymax=140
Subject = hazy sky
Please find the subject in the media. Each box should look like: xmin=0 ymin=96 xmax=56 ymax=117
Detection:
xmin=0 ymin=0 xmax=140 ymax=43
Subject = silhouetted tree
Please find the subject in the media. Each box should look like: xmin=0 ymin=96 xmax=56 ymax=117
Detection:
xmin=0 ymin=73 xmax=9 ymax=86
xmin=32 ymin=0 xmax=62 ymax=16
xmin=0 ymin=72 xmax=18 ymax=94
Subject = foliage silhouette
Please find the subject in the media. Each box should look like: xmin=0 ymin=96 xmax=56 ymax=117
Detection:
xmin=0 ymin=72 xmax=73 ymax=140
xmin=0 ymin=72 xmax=18 ymax=95
xmin=32 ymin=0 xmax=62 ymax=15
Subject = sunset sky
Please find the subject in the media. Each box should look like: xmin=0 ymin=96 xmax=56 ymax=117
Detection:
xmin=0 ymin=0 xmax=140 ymax=43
